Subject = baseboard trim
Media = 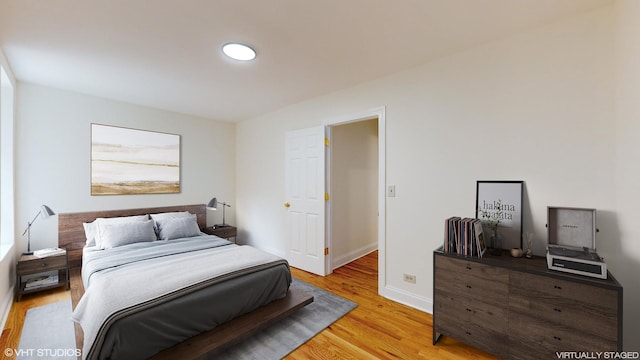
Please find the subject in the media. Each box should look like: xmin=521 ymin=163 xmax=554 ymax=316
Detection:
xmin=380 ymin=284 xmax=433 ymax=314
xmin=331 ymin=243 xmax=377 ymax=270
xmin=0 ymin=284 xmax=14 ymax=331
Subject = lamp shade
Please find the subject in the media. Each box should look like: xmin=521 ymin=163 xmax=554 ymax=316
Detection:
xmin=207 ymin=197 xmax=218 ymax=210
xmin=206 ymin=197 xmax=231 ymax=228
xmin=41 ymin=205 xmax=56 ymax=218
xmin=22 ymin=204 xmax=56 ymax=254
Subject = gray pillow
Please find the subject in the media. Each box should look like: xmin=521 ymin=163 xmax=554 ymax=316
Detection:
xmin=97 ymin=220 xmax=157 ymax=249
xmin=157 ymin=214 xmax=201 ymax=240
xmin=150 ymin=211 xmax=193 ymax=236
xmin=88 ymin=214 xmax=149 ymax=248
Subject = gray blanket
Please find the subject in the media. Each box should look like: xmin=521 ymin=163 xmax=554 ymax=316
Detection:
xmin=72 ymin=237 xmax=289 ymax=360
xmin=80 ymin=235 xmax=232 ymax=288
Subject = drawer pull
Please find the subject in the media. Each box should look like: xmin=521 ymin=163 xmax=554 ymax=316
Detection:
xmin=553 ymin=285 xmax=563 ymax=290
xmin=465 ymin=308 xmax=472 ymax=312
xmin=465 ymin=331 xmax=472 ymax=336
xmin=553 ymin=308 xmax=562 ymax=313
xmin=465 ymin=285 xmax=472 ymax=289
xmin=41 ymin=263 xmax=47 ymax=267
xmin=553 ymin=336 xmax=562 ymax=341
xmin=465 ymin=265 xmax=472 ymax=270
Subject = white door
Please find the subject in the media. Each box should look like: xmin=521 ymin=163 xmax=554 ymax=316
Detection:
xmin=285 ymin=126 xmax=326 ymax=275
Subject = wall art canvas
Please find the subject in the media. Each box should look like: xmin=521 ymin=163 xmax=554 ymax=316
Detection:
xmin=91 ymin=124 xmax=180 ymax=195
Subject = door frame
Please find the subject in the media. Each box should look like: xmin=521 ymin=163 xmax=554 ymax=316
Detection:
xmin=324 ymin=107 xmax=386 ymax=292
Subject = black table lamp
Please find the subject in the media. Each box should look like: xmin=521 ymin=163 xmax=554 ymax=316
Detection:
xmin=22 ymin=204 xmax=56 ymax=255
xmin=207 ymin=197 xmax=231 ymax=228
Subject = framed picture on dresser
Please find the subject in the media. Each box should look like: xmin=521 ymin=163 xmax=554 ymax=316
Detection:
xmin=475 ymin=180 xmax=523 ymax=250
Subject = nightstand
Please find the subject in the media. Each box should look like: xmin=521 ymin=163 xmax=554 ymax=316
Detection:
xmin=16 ymin=250 xmax=69 ymax=302
xmin=202 ymin=226 xmax=237 ymax=243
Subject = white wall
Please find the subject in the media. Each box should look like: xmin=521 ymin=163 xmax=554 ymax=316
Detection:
xmin=237 ymin=4 xmax=619 ymax=315
xmin=613 ymin=0 xmax=640 ymax=349
xmin=330 ymin=119 xmax=378 ymax=269
xmin=14 ymin=83 xmax=236 ymax=253
xmin=0 ymin=48 xmax=17 ymax=330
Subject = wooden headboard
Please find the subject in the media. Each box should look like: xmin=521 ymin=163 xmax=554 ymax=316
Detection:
xmin=58 ymin=204 xmax=207 ymax=268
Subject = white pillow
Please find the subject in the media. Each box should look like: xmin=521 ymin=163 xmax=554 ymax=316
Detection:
xmin=150 ymin=211 xmax=193 ymax=236
xmin=97 ymin=220 xmax=156 ymax=249
xmin=157 ymin=214 xmax=201 ymax=240
xmin=92 ymin=214 xmax=149 ymax=248
xmin=83 ymin=221 xmax=98 ymax=247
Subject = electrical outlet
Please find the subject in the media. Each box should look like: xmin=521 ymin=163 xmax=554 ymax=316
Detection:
xmin=403 ymin=273 xmax=416 ymax=284
xmin=388 ymin=185 xmax=396 ymax=197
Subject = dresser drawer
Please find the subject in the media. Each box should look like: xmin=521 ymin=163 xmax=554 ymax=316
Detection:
xmin=510 ymin=285 xmax=617 ymax=340
xmin=509 ymin=312 xmax=618 ymax=359
xmin=435 ymin=289 xmax=507 ymax=335
xmin=435 ymin=256 xmax=508 ymax=304
xmin=436 ymin=312 xmax=509 ymax=358
xmin=509 ymin=271 xmax=618 ymax=340
xmin=17 ymin=255 xmax=67 ymax=275
xmin=510 ymin=271 xmax=617 ymax=310
xmin=436 ymin=256 xmax=509 ymax=284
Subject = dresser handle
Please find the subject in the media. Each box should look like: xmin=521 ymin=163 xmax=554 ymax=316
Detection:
xmin=466 ymin=308 xmax=472 ymax=312
xmin=553 ymin=336 xmax=562 ymax=341
xmin=465 ymin=284 xmax=472 ymax=289
xmin=465 ymin=265 xmax=472 ymax=270
xmin=553 ymin=285 xmax=562 ymax=290
xmin=553 ymin=308 xmax=562 ymax=312
xmin=465 ymin=331 xmax=472 ymax=336
xmin=41 ymin=263 xmax=47 ymax=267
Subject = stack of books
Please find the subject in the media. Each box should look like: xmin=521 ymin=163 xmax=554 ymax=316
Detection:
xmin=33 ymin=247 xmax=65 ymax=258
xmin=444 ymin=217 xmax=486 ymax=258
xmin=25 ymin=274 xmax=59 ymax=290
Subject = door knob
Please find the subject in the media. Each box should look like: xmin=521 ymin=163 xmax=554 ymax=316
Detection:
xmin=284 ymin=202 xmax=291 ymax=208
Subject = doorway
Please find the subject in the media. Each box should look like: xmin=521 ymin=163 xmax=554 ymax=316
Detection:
xmin=325 ymin=107 xmax=385 ymax=291
xmin=328 ymin=118 xmax=379 ymax=271
xmin=284 ymin=107 xmax=386 ymax=287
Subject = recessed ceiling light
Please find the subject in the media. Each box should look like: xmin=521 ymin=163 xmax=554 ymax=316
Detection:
xmin=222 ymin=43 xmax=256 ymax=61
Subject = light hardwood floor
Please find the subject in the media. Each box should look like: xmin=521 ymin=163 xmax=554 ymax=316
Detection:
xmin=1 ymin=251 xmax=499 ymax=359
xmin=288 ymin=251 xmax=499 ymax=359
xmin=0 ymin=286 xmax=69 ymax=355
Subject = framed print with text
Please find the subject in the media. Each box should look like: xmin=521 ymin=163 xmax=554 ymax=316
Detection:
xmin=475 ymin=180 xmax=523 ymax=250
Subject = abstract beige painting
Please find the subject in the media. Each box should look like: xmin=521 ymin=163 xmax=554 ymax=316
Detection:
xmin=91 ymin=124 xmax=180 ymax=195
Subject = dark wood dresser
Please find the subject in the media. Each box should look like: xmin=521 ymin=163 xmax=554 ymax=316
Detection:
xmin=433 ymin=248 xmax=623 ymax=359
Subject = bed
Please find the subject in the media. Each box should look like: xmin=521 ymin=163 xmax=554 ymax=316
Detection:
xmin=58 ymin=204 xmax=313 ymax=360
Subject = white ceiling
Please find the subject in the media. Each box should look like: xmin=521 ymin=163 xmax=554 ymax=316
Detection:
xmin=0 ymin=0 xmax=611 ymax=122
